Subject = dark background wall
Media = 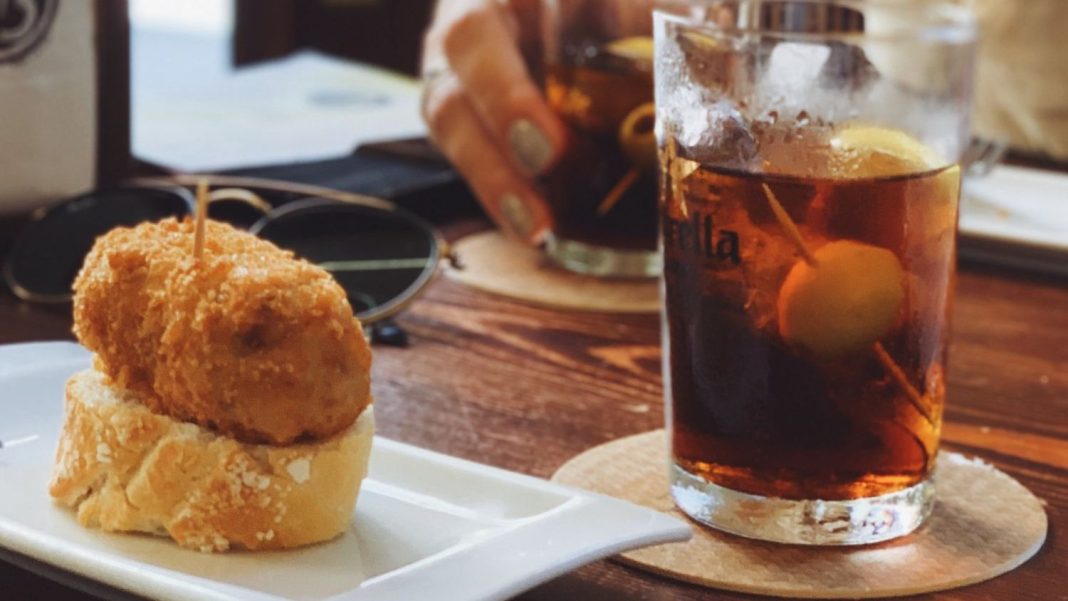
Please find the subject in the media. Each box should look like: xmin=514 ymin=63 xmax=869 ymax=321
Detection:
xmin=233 ymin=0 xmax=436 ymax=76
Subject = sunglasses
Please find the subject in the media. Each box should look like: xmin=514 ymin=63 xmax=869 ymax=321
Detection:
xmin=4 ymin=176 xmax=454 ymax=345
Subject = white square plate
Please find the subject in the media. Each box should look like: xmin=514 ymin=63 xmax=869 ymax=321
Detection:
xmin=0 ymin=342 xmax=690 ymax=601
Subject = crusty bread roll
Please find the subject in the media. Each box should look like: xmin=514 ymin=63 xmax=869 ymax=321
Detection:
xmin=49 ymin=369 xmax=374 ymax=552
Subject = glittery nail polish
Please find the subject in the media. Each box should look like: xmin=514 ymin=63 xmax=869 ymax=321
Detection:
xmin=508 ymin=119 xmax=554 ymax=175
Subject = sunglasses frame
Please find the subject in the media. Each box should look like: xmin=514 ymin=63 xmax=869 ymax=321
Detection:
xmin=3 ymin=185 xmax=195 ymax=304
xmin=5 ymin=175 xmax=452 ymax=326
xmin=249 ymin=196 xmax=447 ymax=326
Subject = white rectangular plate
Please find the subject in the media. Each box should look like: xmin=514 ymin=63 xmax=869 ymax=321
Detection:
xmin=961 ymin=165 xmax=1068 ymax=276
xmin=0 ymin=342 xmax=690 ymax=601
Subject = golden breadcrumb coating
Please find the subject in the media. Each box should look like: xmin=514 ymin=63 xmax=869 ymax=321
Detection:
xmin=72 ymin=218 xmax=372 ymax=445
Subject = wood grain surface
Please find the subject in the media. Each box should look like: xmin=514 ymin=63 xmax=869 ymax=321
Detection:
xmin=0 ymin=219 xmax=1064 ymax=601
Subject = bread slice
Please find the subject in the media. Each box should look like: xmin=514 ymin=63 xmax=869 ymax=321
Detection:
xmin=49 ymin=369 xmax=374 ymax=552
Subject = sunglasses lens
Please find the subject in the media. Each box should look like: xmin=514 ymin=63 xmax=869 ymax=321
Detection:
xmin=208 ymin=198 xmax=270 ymax=229
xmin=251 ymin=200 xmax=438 ymax=322
xmin=5 ymin=188 xmax=191 ymax=301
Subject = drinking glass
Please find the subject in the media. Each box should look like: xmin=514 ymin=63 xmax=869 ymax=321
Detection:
xmin=656 ymin=0 xmax=976 ymax=545
xmin=541 ymin=0 xmax=660 ymax=277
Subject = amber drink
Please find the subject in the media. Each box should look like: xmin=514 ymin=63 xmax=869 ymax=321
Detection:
xmin=545 ymin=50 xmax=656 ymax=257
xmin=541 ymin=0 xmax=659 ymax=277
xmin=664 ymin=141 xmax=959 ymax=499
xmin=655 ymin=1 xmax=976 ymax=545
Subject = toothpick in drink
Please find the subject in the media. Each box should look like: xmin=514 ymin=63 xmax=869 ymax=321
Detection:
xmin=599 ymin=102 xmax=657 ymax=217
xmin=596 ymin=168 xmax=641 ymax=216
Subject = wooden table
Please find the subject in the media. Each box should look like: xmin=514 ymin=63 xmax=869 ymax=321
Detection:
xmin=0 ymin=220 xmax=1064 ymax=600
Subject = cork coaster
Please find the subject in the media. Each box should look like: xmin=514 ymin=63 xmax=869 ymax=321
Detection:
xmin=445 ymin=231 xmax=660 ymax=313
xmin=552 ymin=430 xmax=1048 ymax=599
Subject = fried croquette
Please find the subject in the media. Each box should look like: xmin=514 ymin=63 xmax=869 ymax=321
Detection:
xmin=72 ymin=218 xmax=372 ymax=445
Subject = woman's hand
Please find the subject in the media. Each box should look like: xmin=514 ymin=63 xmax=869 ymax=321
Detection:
xmin=421 ymin=0 xmax=566 ymax=244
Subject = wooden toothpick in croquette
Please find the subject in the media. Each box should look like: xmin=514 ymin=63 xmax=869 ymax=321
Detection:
xmin=193 ymin=178 xmax=209 ymax=262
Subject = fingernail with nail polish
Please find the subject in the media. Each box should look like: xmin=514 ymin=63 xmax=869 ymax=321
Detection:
xmin=500 ymin=194 xmax=536 ymax=240
xmin=509 ymin=119 xmax=554 ymax=175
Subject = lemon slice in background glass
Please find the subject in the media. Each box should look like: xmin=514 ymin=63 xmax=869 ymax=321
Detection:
xmin=603 ymin=36 xmax=654 ymax=62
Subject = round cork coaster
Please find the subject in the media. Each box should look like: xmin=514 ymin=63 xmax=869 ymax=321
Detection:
xmin=445 ymin=231 xmax=660 ymax=313
xmin=552 ymin=430 xmax=1048 ymax=599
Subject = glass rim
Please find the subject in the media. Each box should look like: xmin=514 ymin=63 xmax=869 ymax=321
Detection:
xmin=654 ymin=0 xmax=977 ymax=45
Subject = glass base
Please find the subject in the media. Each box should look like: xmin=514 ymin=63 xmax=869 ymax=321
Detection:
xmin=670 ymin=462 xmax=934 ymax=546
xmin=545 ymin=235 xmax=661 ymax=278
